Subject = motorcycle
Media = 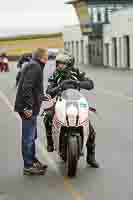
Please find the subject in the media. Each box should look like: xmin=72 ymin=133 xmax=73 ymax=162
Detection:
xmin=41 ymin=80 xmax=96 ymax=177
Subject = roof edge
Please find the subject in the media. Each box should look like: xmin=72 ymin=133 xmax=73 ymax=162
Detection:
xmin=0 ymin=32 xmax=63 ymax=42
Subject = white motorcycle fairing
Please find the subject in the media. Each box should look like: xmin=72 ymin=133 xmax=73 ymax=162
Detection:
xmin=52 ymin=89 xmax=90 ymax=153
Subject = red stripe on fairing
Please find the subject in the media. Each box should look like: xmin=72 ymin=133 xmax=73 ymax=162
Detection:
xmin=80 ymin=119 xmax=89 ymax=126
xmin=53 ymin=118 xmax=65 ymax=128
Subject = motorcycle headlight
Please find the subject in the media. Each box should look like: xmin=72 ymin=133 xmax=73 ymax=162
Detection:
xmin=66 ymin=105 xmax=78 ymax=126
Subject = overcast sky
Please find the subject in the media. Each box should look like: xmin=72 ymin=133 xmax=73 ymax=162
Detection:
xmin=0 ymin=0 xmax=78 ymax=36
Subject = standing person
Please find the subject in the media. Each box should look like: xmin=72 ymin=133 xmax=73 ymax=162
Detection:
xmin=0 ymin=55 xmax=3 ymax=72
xmin=17 ymin=53 xmax=32 ymax=69
xmin=0 ymin=53 xmax=9 ymax=72
xmin=14 ymin=48 xmax=49 ymax=175
xmin=16 ymin=53 xmax=32 ymax=87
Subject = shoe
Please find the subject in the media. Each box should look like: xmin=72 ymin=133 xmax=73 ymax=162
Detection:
xmin=86 ymin=146 xmax=100 ymax=168
xmin=23 ymin=166 xmax=46 ymax=176
xmin=87 ymin=157 xmax=100 ymax=168
xmin=33 ymin=158 xmax=48 ymax=170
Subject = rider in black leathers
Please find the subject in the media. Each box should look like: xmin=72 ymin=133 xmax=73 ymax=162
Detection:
xmin=44 ymin=53 xmax=99 ymax=168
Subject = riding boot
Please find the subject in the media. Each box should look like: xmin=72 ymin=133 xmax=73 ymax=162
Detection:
xmin=86 ymin=122 xmax=99 ymax=168
xmin=43 ymin=114 xmax=54 ymax=152
xmin=86 ymin=144 xmax=99 ymax=168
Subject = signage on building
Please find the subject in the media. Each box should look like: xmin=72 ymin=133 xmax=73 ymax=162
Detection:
xmin=67 ymin=0 xmax=92 ymax=35
xmin=70 ymin=0 xmax=133 ymax=5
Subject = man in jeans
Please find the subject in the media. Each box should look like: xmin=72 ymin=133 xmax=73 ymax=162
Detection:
xmin=14 ymin=48 xmax=49 ymax=175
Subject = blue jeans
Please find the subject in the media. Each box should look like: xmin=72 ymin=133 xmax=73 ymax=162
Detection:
xmin=21 ymin=115 xmax=37 ymax=168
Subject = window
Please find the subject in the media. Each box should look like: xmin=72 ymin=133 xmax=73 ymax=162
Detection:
xmin=71 ymin=41 xmax=74 ymax=56
xmin=112 ymin=37 xmax=117 ymax=67
xmin=76 ymin=41 xmax=79 ymax=64
xmin=97 ymin=40 xmax=101 ymax=56
xmin=119 ymin=38 xmax=122 ymax=67
xmin=105 ymin=43 xmax=109 ymax=65
xmin=124 ymin=35 xmax=130 ymax=69
xmin=88 ymin=44 xmax=92 ymax=64
xmin=81 ymin=40 xmax=84 ymax=64
xmin=92 ymin=44 xmax=95 ymax=56
xmin=68 ymin=42 xmax=70 ymax=52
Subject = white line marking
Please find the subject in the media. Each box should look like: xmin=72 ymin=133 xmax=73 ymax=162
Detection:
xmin=37 ymin=140 xmax=60 ymax=175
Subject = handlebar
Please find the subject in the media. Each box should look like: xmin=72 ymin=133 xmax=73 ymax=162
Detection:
xmin=59 ymin=79 xmax=80 ymax=90
xmin=60 ymin=79 xmax=78 ymax=87
xmin=57 ymin=79 xmax=80 ymax=100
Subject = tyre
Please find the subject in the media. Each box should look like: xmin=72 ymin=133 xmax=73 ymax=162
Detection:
xmin=66 ymin=136 xmax=78 ymax=177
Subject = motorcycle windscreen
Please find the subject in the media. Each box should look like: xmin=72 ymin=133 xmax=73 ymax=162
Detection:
xmin=61 ymin=89 xmax=89 ymax=126
xmin=61 ymin=89 xmax=82 ymax=101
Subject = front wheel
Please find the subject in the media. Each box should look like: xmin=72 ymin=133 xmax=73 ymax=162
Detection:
xmin=66 ymin=136 xmax=79 ymax=177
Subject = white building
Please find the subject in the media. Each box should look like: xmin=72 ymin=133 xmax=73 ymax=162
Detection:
xmin=103 ymin=7 xmax=133 ymax=69
xmin=63 ymin=25 xmax=88 ymax=65
xmin=63 ymin=24 xmax=103 ymax=66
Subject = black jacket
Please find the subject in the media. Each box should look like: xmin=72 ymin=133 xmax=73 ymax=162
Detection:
xmin=16 ymin=54 xmax=31 ymax=86
xmin=14 ymin=59 xmax=45 ymax=115
xmin=17 ymin=54 xmax=32 ymax=69
xmin=46 ymin=67 xmax=94 ymax=98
